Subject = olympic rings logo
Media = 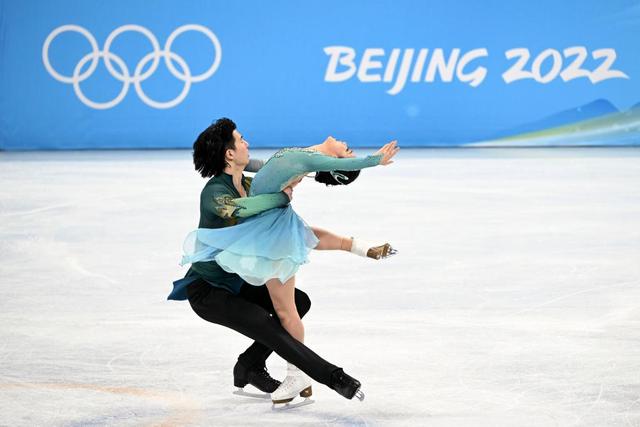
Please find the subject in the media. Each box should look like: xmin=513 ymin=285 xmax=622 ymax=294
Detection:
xmin=42 ymin=24 xmax=221 ymax=109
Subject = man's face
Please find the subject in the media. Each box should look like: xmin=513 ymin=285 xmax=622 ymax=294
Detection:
xmin=228 ymin=129 xmax=250 ymax=167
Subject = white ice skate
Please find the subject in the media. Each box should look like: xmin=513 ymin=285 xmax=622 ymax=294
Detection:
xmin=271 ymin=364 xmax=314 ymax=410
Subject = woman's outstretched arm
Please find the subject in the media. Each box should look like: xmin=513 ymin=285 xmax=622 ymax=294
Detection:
xmin=298 ymin=140 xmax=399 ymax=174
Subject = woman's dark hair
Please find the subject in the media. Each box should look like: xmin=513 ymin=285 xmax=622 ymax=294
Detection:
xmin=314 ymin=170 xmax=361 ymax=186
xmin=193 ymin=117 xmax=237 ymax=178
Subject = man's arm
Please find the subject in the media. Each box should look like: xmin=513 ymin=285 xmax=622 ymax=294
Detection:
xmin=208 ymin=184 xmax=290 ymax=219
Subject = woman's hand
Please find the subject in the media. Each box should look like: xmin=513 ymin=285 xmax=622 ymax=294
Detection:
xmin=374 ymin=140 xmax=399 ymax=165
xmin=282 ymin=176 xmax=303 ymax=201
xmin=283 ymin=186 xmax=293 ymax=201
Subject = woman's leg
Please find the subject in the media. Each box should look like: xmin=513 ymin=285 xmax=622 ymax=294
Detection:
xmin=265 ymin=275 xmax=314 ymax=402
xmin=266 ymin=276 xmax=304 ymax=343
xmin=311 ymin=226 xmax=352 ymax=251
xmin=311 ymin=226 xmax=396 ymax=259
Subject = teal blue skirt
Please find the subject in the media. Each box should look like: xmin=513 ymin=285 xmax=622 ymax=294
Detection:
xmin=181 ymin=205 xmax=319 ymax=286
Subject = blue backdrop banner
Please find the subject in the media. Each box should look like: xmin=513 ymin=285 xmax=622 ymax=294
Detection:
xmin=1 ymin=0 xmax=639 ymax=150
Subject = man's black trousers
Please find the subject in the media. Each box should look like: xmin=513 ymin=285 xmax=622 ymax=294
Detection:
xmin=187 ymin=279 xmax=339 ymax=386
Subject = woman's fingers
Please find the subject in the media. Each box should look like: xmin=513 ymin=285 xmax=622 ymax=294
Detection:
xmin=374 ymin=140 xmax=399 ymax=164
xmin=384 ymin=141 xmax=398 ymax=155
xmin=379 ymin=141 xmax=399 ymax=165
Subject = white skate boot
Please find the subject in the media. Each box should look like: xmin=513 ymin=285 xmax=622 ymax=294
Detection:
xmin=350 ymin=238 xmax=397 ymax=260
xmin=271 ymin=364 xmax=314 ymax=409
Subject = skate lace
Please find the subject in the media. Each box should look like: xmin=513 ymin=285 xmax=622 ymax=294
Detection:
xmin=282 ymin=373 xmax=310 ymax=391
xmin=283 ymin=376 xmax=297 ymax=388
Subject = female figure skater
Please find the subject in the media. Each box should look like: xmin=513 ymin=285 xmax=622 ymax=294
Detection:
xmin=181 ymin=120 xmax=399 ymax=403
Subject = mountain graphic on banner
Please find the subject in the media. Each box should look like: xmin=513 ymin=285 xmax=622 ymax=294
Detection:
xmin=470 ymin=99 xmax=640 ymax=147
xmin=505 ymin=99 xmax=619 ymax=136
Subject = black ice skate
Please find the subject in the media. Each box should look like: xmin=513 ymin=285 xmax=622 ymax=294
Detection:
xmin=330 ymin=369 xmax=365 ymax=401
xmin=233 ymin=361 xmax=281 ymax=399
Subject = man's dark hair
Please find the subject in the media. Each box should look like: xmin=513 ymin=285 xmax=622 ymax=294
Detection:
xmin=315 ymin=170 xmax=361 ymax=186
xmin=193 ymin=117 xmax=237 ymax=178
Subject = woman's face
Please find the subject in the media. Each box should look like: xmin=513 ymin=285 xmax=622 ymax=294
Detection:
xmin=325 ymin=136 xmax=355 ymax=158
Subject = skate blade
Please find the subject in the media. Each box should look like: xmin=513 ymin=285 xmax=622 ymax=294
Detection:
xmin=383 ymin=244 xmax=398 ymax=258
xmin=271 ymin=397 xmax=315 ymax=410
xmin=233 ymin=388 xmax=270 ymax=399
xmin=370 ymin=244 xmax=397 ymax=260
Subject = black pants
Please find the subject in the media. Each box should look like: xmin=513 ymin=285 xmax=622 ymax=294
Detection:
xmin=187 ymin=279 xmax=339 ymax=386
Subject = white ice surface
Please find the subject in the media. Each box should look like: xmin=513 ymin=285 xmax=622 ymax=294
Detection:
xmin=1 ymin=148 xmax=639 ymax=426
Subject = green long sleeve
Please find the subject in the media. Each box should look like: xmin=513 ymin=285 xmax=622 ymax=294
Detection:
xmin=214 ymin=192 xmax=290 ymax=219
xmin=298 ymin=151 xmax=382 ymax=173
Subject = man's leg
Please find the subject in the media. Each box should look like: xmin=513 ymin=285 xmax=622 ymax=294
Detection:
xmin=236 ymin=283 xmax=311 ymax=370
xmin=187 ymin=280 xmax=338 ymax=386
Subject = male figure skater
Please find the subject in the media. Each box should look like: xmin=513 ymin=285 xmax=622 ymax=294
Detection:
xmin=169 ymin=118 xmax=363 ymax=403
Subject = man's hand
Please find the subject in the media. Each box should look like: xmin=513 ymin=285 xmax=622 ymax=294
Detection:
xmin=283 ymin=186 xmax=294 ymax=201
xmin=374 ymin=140 xmax=400 ymax=165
